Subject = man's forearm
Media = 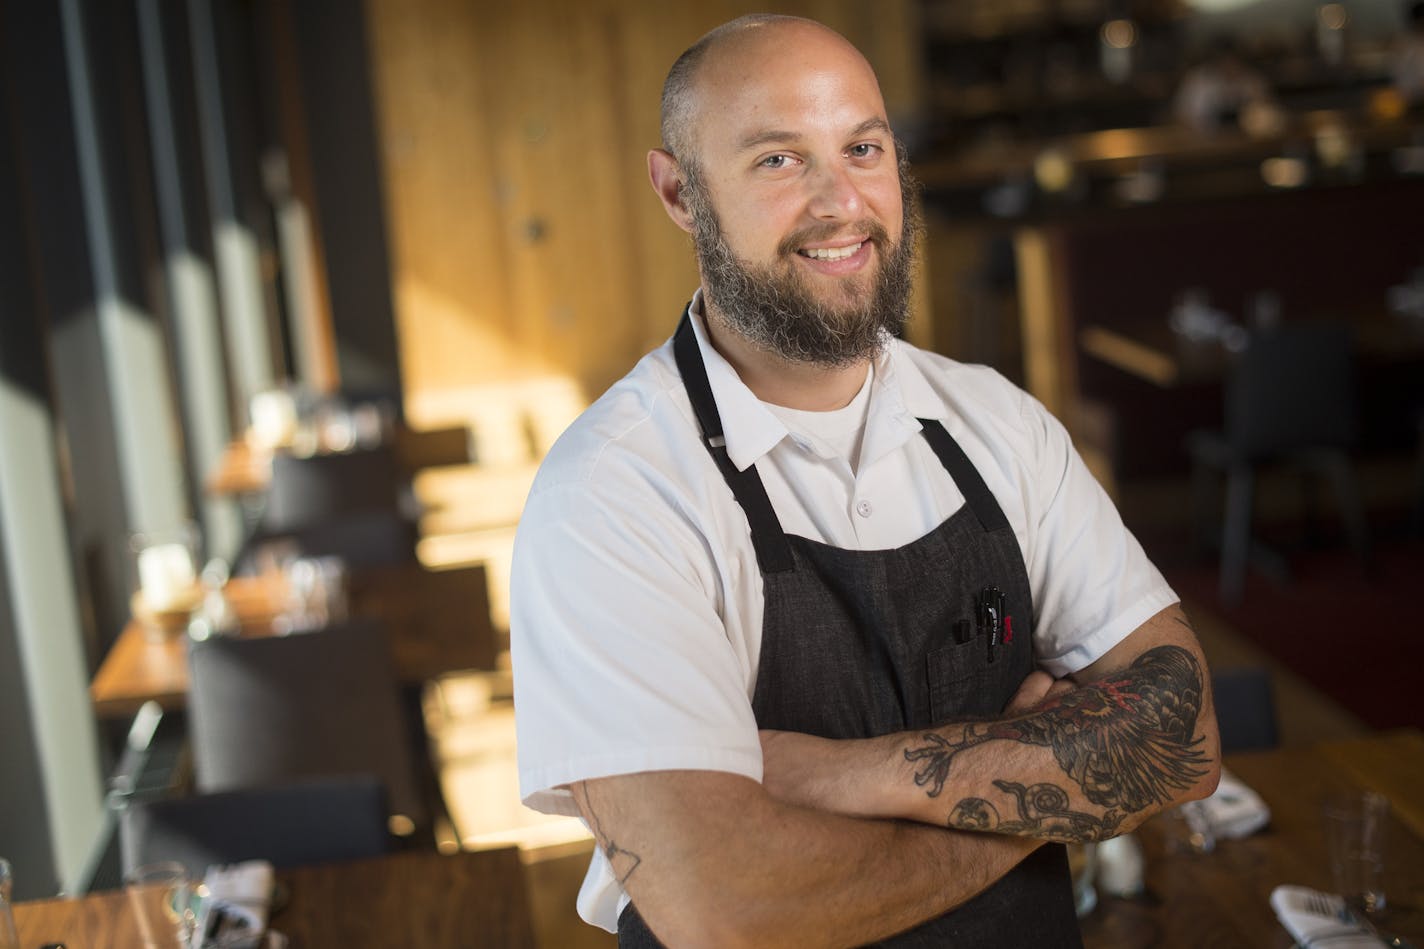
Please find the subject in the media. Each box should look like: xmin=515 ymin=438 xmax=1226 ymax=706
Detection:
xmin=763 ymin=611 xmax=1222 ymax=844
xmin=575 ymin=772 xmax=1041 ymax=948
xmin=897 ymin=642 xmax=1217 ymax=841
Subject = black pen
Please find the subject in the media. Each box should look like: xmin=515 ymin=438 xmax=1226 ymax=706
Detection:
xmin=980 ymin=587 xmax=1004 ymax=663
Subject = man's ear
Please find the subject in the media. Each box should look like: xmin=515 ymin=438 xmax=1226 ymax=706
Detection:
xmin=648 ymin=148 xmax=694 ymax=234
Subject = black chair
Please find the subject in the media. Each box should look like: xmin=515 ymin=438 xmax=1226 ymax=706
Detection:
xmin=119 ymin=775 xmax=390 ymax=878
xmin=1210 ymin=667 xmax=1280 ymax=754
xmin=264 ymin=447 xmax=401 ymax=531
xmin=1186 ymin=322 xmax=1370 ymax=605
xmin=186 ymin=619 xmax=425 ymax=834
xmin=235 ymin=447 xmax=417 ymax=572
xmin=1413 ymin=408 xmax=1424 ymax=537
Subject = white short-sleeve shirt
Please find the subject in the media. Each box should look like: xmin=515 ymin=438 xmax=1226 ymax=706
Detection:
xmin=510 ymin=296 xmax=1177 ymax=931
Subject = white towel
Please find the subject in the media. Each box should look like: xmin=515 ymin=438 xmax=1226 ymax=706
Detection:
xmin=1198 ymin=767 xmax=1271 ymax=839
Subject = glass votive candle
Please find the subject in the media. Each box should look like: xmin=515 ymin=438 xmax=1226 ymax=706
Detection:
xmin=129 ymin=526 xmax=203 ymax=642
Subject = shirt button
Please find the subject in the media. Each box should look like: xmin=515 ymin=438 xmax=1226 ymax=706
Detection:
xmin=855 ymin=499 xmax=873 ymax=518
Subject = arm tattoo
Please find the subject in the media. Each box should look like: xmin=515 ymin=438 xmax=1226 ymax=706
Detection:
xmin=574 ymin=783 xmax=643 ymax=886
xmin=906 ymin=645 xmax=1210 ymax=840
xmin=950 ymin=781 xmax=1120 ymax=839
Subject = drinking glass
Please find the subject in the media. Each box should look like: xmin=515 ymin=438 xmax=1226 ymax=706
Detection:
xmin=0 ymin=857 xmax=19 ymax=949
xmin=1322 ymin=790 xmax=1389 ymax=916
xmin=124 ymin=861 xmax=196 ymax=948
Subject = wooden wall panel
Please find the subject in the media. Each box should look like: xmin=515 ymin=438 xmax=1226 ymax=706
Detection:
xmin=366 ymin=0 xmax=927 ymax=413
xmin=365 ymin=0 xmax=519 ymax=394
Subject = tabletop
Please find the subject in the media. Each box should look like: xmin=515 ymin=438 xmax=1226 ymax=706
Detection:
xmin=205 ymin=425 xmax=471 ymax=497
xmin=1082 ymin=729 xmax=1424 ymax=948
xmin=11 ymin=847 xmax=536 ymax=949
xmin=90 ymin=562 xmax=495 ymax=719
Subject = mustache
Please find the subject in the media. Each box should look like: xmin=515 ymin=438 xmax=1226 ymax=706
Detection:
xmin=776 ymin=219 xmax=891 ymax=259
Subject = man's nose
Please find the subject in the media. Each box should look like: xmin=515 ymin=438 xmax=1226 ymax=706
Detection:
xmin=805 ymin=161 xmax=863 ymax=220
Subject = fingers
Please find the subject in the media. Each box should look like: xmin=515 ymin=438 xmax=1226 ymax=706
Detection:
xmin=1004 ymin=670 xmax=1055 ymax=714
xmin=1003 ymin=670 xmax=1076 ymax=715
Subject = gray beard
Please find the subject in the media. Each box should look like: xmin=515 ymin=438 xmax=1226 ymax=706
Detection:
xmin=682 ymin=160 xmax=922 ymax=369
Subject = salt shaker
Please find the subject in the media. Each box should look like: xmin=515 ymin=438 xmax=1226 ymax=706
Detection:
xmin=1095 ymin=833 xmax=1146 ymax=899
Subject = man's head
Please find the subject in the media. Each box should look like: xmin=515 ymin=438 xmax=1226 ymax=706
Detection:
xmin=648 ymin=16 xmax=921 ymax=369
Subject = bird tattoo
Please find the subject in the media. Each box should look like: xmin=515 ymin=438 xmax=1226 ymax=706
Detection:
xmin=906 ymin=645 xmax=1210 ymax=839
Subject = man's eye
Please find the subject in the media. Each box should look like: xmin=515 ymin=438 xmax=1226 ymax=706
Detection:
xmin=760 ymin=155 xmax=791 ymax=169
xmin=849 ymin=143 xmax=881 ymax=159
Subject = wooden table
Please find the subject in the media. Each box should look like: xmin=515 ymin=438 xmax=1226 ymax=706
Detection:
xmin=1083 ymin=729 xmax=1424 ymax=948
xmin=90 ymin=563 xmax=496 ymax=720
xmin=12 ymin=847 xmax=537 ymax=948
xmin=206 ymin=425 xmax=471 ymax=497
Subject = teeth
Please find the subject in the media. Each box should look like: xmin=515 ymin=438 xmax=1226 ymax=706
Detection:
xmin=802 ymin=242 xmax=863 ymax=261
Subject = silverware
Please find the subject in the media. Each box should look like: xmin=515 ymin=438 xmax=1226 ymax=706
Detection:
xmin=1300 ymin=890 xmax=1417 ymax=949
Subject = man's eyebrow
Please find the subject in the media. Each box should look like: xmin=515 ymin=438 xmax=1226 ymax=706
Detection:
xmin=849 ymin=117 xmax=892 ymax=139
xmin=735 ymin=117 xmax=892 ymax=153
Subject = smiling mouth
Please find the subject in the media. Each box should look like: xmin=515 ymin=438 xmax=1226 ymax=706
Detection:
xmin=798 ymin=241 xmax=865 ymax=261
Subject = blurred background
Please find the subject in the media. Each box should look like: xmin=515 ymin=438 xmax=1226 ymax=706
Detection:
xmin=1 ymin=0 xmax=1421 ymax=942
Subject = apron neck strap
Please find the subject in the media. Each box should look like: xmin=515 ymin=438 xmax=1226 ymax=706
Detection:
xmin=674 ymin=310 xmax=795 ymax=574
xmin=916 ymin=418 xmax=1011 ymax=532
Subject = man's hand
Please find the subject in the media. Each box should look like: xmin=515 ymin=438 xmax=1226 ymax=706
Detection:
xmin=1002 ymin=669 xmax=1077 ymax=715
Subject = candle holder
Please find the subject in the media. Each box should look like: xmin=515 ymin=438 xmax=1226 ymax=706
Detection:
xmin=129 ymin=525 xmax=203 ymax=642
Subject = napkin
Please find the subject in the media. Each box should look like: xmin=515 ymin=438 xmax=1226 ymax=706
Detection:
xmin=1270 ymin=885 xmax=1386 ymax=948
xmin=1197 ymin=767 xmax=1271 ymax=839
xmin=191 ymin=860 xmax=273 ymax=949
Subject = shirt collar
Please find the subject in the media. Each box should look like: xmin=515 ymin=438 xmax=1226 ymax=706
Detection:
xmin=857 ymin=335 xmax=947 ymax=470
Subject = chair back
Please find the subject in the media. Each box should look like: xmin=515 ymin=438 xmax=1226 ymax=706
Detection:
xmin=1211 ymin=667 xmax=1280 ymax=754
xmin=264 ymin=447 xmax=401 ymax=532
xmin=186 ymin=619 xmax=423 ymax=829
xmin=119 ymin=776 xmax=389 ymax=878
xmin=1226 ymin=323 xmax=1356 ymax=459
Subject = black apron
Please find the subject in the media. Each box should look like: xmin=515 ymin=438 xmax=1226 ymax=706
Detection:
xmin=616 ymin=313 xmax=1081 ymax=947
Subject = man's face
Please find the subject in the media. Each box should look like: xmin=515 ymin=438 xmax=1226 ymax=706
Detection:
xmin=682 ymin=156 xmax=920 ymax=368
xmin=678 ymin=26 xmax=918 ymax=367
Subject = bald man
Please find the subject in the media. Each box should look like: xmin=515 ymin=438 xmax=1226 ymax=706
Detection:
xmin=511 ymin=15 xmax=1218 ymax=947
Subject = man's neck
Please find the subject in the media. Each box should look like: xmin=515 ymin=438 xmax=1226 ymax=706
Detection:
xmin=701 ymin=302 xmax=871 ymax=411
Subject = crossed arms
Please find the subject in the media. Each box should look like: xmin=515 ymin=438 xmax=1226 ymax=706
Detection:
xmin=571 ymin=604 xmax=1220 ymax=947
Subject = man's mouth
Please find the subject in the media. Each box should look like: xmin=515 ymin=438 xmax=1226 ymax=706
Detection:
xmin=798 ymin=241 xmax=865 ymax=261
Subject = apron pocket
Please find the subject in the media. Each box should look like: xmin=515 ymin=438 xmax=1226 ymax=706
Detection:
xmin=926 ymin=639 xmax=1001 ymax=724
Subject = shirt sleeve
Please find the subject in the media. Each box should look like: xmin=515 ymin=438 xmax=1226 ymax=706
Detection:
xmin=1016 ymin=391 xmax=1179 ymax=678
xmin=511 ymin=471 xmax=763 ymax=817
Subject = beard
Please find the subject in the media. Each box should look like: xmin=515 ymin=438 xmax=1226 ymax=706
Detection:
xmin=682 ymin=153 xmax=923 ymax=369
